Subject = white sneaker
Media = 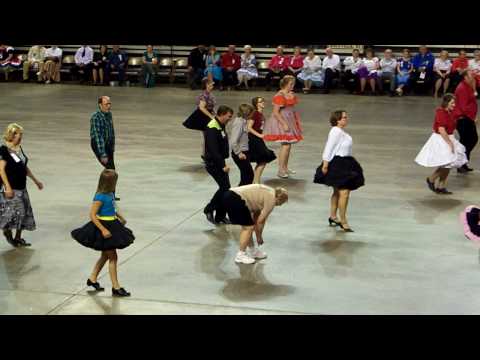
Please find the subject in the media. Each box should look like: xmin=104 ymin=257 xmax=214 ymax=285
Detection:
xmin=235 ymin=251 xmax=255 ymax=264
xmin=45 ymin=80 xmax=51 ymax=84
xmin=277 ymin=172 xmax=289 ymax=179
xmin=248 ymin=247 xmax=267 ymax=260
xmin=287 ymin=169 xmax=296 ymax=175
xmin=36 ymin=71 xmax=41 ymax=76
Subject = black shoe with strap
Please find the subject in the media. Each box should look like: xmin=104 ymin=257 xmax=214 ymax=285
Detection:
xmin=87 ymin=279 xmax=105 ymax=291
xmin=15 ymin=238 xmax=31 ymax=247
xmin=426 ymin=177 xmax=436 ymax=193
xmin=112 ymin=287 xmax=131 ymax=297
xmin=436 ymin=188 xmax=453 ymax=195
xmin=328 ymin=218 xmax=341 ymax=227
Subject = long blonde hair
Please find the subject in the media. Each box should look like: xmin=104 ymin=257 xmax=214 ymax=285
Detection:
xmin=3 ymin=123 xmax=24 ymax=142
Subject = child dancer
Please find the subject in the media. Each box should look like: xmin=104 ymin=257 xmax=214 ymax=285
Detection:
xmin=230 ymin=104 xmax=255 ymax=186
xmin=71 ymin=169 xmax=134 ymax=297
xmin=247 ymin=97 xmax=277 ymax=183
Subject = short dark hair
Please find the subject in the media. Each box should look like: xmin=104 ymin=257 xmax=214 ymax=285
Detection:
xmin=441 ymin=93 xmax=455 ymax=108
xmin=217 ymin=105 xmax=234 ymax=116
xmin=330 ymin=110 xmax=346 ymax=126
xmin=251 ymin=97 xmax=265 ymax=110
xmin=98 ymin=96 xmax=105 ymax=104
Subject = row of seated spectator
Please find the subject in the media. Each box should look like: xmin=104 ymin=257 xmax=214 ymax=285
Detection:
xmin=187 ymin=45 xmax=480 ymax=96
xmin=0 ymin=44 xmax=160 ymax=87
xmin=2 ymin=44 xmax=480 ymax=96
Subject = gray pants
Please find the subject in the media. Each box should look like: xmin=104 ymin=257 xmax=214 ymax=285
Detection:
xmin=378 ymin=72 xmax=396 ymax=92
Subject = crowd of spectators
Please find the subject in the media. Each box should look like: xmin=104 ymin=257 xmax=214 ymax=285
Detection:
xmin=1 ymin=44 xmax=480 ymax=97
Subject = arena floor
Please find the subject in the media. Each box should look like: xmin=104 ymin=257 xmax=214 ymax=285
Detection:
xmin=1 ymin=82 xmax=479 ymax=315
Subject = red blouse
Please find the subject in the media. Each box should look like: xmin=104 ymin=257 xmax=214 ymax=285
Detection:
xmin=433 ymin=107 xmax=456 ymax=134
xmin=251 ymin=111 xmax=264 ymax=133
xmin=287 ymin=55 xmax=304 ymax=69
xmin=272 ymin=94 xmax=298 ymax=107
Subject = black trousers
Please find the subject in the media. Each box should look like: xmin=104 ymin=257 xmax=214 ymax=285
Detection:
xmin=204 ymin=164 xmax=231 ymax=221
xmin=71 ymin=63 xmax=93 ymax=82
xmin=189 ymin=67 xmax=204 ymax=89
xmin=91 ymin=141 xmax=115 ymax=170
xmin=265 ymin=70 xmax=286 ymax=89
xmin=411 ymin=71 xmax=433 ymax=94
xmin=232 ymin=151 xmax=254 ymax=186
xmin=456 ymin=117 xmax=478 ymax=161
xmin=324 ymin=68 xmax=339 ymax=90
xmin=343 ymin=70 xmax=358 ymax=92
xmin=222 ymin=69 xmax=238 ymax=87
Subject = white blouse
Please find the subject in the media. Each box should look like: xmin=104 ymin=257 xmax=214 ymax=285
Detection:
xmin=322 ymin=126 xmax=353 ymax=162
xmin=434 ymin=58 xmax=452 ymax=72
xmin=468 ymin=59 xmax=480 ymax=74
xmin=362 ymin=57 xmax=379 ymax=72
xmin=302 ymin=55 xmax=322 ymax=72
xmin=343 ymin=56 xmax=363 ymax=73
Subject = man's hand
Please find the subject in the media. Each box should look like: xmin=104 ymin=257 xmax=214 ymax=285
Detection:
xmin=238 ymin=152 xmax=247 ymax=160
xmin=223 ymin=166 xmax=230 ymax=173
xmin=4 ymin=188 xmax=14 ymax=199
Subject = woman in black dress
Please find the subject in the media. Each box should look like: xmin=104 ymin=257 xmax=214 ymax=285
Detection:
xmin=314 ymin=111 xmax=364 ymax=232
xmin=92 ymin=45 xmax=109 ymax=85
xmin=247 ymin=97 xmax=277 ymax=183
xmin=0 ymin=123 xmax=44 ymax=247
xmin=183 ymin=78 xmax=216 ymax=160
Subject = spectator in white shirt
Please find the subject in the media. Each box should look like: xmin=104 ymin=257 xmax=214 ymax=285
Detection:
xmin=297 ymin=48 xmax=323 ymax=93
xmin=378 ymin=49 xmax=397 ymax=96
xmin=42 ymin=45 xmax=63 ymax=84
xmin=322 ymin=47 xmax=341 ymax=93
xmin=358 ymin=48 xmax=379 ymax=95
xmin=342 ymin=48 xmax=363 ymax=93
xmin=72 ymin=45 xmax=94 ymax=84
xmin=468 ymin=50 xmax=480 ymax=93
xmin=22 ymin=45 xmax=46 ymax=82
xmin=433 ymin=50 xmax=452 ymax=99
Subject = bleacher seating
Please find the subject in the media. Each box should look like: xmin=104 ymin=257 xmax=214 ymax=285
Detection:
xmin=7 ymin=45 xmax=480 ymax=91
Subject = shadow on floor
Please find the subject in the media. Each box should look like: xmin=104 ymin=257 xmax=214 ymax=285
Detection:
xmin=198 ymin=226 xmax=237 ymax=281
xmin=87 ymin=294 xmax=122 ymax=315
xmin=309 ymin=232 xmax=369 ymax=277
xmin=177 ymin=163 xmax=208 ymax=181
xmin=222 ymin=263 xmax=295 ymax=302
xmin=408 ymin=198 xmax=464 ymax=225
xmin=0 ymin=247 xmax=37 ymax=289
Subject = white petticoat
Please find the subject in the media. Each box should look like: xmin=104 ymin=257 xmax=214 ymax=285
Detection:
xmin=415 ymin=133 xmax=467 ymax=168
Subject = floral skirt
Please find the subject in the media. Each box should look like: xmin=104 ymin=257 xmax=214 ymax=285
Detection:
xmin=0 ymin=189 xmax=36 ymax=231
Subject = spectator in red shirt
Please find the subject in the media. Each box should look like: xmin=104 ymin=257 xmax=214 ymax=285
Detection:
xmin=221 ymin=45 xmax=241 ymax=91
xmin=451 ymin=50 xmax=470 ymax=90
xmin=286 ymin=46 xmax=304 ymax=78
xmin=454 ymin=71 xmax=479 ymax=173
xmin=265 ymin=46 xmax=288 ymax=91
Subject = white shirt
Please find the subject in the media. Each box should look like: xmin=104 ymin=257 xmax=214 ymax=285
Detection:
xmin=322 ymin=54 xmax=340 ymax=71
xmin=322 ymin=126 xmax=353 ymax=162
xmin=379 ymin=58 xmax=397 ymax=73
xmin=343 ymin=56 xmax=363 ymax=73
xmin=362 ymin=57 xmax=379 ymax=72
xmin=45 ymin=47 xmax=62 ymax=58
xmin=434 ymin=58 xmax=452 ymax=72
xmin=302 ymin=55 xmax=322 ymax=72
xmin=74 ymin=46 xmax=93 ymax=65
xmin=468 ymin=58 xmax=480 ymax=75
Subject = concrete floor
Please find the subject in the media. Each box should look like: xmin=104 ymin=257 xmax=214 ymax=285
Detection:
xmin=1 ymin=82 xmax=480 ymax=315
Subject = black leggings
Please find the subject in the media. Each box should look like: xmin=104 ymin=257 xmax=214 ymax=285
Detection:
xmin=456 ymin=117 xmax=478 ymax=161
xmin=232 ymin=151 xmax=254 ymax=186
xmin=204 ymin=164 xmax=231 ymax=221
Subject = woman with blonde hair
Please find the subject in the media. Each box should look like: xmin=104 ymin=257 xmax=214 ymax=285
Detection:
xmin=230 ymin=103 xmax=255 ymax=185
xmin=0 ymin=123 xmax=44 ymax=247
xmin=71 ymin=169 xmax=134 ymax=297
xmin=236 ymin=45 xmax=258 ymax=90
xmin=222 ymin=184 xmax=288 ymax=264
xmin=263 ymin=75 xmax=303 ymax=178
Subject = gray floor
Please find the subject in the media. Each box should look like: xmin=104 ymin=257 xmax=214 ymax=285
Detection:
xmin=1 ymin=82 xmax=480 ymax=315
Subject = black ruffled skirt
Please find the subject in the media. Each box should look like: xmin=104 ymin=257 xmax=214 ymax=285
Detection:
xmin=183 ymin=108 xmax=211 ymax=131
xmin=248 ymin=133 xmax=277 ymax=164
xmin=314 ymin=156 xmax=365 ymax=190
xmin=71 ymin=219 xmax=135 ymax=251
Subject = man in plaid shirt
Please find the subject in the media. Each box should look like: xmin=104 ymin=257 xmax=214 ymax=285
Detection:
xmin=90 ymin=96 xmax=115 ymax=170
